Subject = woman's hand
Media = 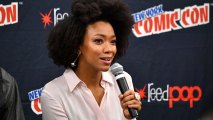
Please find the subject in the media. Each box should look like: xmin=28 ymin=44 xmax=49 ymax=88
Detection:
xmin=119 ymin=90 xmax=142 ymax=119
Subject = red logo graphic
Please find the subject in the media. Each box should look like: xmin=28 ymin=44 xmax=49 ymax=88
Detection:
xmin=136 ymin=83 xmax=202 ymax=108
xmin=28 ymin=88 xmax=42 ymax=115
xmin=136 ymin=84 xmax=147 ymax=99
xmin=0 ymin=2 xmax=18 ymax=26
xmin=39 ymin=8 xmax=69 ymax=29
xmin=132 ymin=3 xmax=209 ymax=37
xmin=31 ymin=98 xmax=42 ymax=115
xmin=40 ymin=9 xmax=53 ymax=29
xmin=169 ymin=86 xmax=202 ymax=108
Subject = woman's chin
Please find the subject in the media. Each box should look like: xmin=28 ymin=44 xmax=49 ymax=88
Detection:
xmin=100 ymin=66 xmax=110 ymax=72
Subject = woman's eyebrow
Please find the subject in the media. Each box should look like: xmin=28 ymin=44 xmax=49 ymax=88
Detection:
xmin=95 ymin=34 xmax=116 ymax=38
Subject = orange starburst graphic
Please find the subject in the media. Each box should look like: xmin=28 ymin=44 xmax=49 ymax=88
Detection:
xmin=40 ymin=9 xmax=53 ymax=29
xmin=136 ymin=84 xmax=147 ymax=100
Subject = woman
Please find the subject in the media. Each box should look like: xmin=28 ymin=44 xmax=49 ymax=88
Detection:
xmin=41 ymin=0 xmax=141 ymax=119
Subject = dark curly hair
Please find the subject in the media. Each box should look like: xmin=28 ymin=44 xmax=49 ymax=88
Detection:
xmin=47 ymin=0 xmax=134 ymax=69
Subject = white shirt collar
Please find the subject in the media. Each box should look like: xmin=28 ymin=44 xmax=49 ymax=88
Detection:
xmin=63 ymin=69 xmax=115 ymax=92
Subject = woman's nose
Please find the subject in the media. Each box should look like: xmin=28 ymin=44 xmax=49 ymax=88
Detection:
xmin=103 ymin=42 xmax=115 ymax=53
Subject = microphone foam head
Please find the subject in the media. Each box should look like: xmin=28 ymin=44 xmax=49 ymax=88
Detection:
xmin=110 ymin=63 xmax=123 ymax=75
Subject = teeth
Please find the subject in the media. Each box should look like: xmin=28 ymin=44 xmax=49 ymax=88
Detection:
xmin=103 ymin=58 xmax=110 ymax=61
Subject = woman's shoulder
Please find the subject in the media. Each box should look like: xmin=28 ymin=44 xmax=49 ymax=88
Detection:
xmin=42 ymin=75 xmax=67 ymax=96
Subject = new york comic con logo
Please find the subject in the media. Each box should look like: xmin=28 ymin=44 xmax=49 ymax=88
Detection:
xmin=136 ymin=83 xmax=202 ymax=108
xmin=0 ymin=2 xmax=18 ymax=26
xmin=40 ymin=8 xmax=69 ymax=29
xmin=28 ymin=88 xmax=43 ymax=115
xmin=132 ymin=3 xmax=210 ymax=37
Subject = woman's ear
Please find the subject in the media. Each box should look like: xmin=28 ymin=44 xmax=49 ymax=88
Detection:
xmin=78 ymin=50 xmax=81 ymax=56
xmin=79 ymin=45 xmax=82 ymax=53
xmin=79 ymin=46 xmax=82 ymax=55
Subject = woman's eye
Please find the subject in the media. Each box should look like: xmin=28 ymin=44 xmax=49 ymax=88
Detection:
xmin=111 ymin=40 xmax=117 ymax=45
xmin=94 ymin=39 xmax=103 ymax=44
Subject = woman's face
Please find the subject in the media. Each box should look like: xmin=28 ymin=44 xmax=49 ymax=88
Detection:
xmin=79 ymin=21 xmax=117 ymax=72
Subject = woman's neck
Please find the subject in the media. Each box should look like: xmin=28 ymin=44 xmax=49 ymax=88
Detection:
xmin=75 ymin=65 xmax=102 ymax=88
xmin=74 ymin=61 xmax=105 ymax=106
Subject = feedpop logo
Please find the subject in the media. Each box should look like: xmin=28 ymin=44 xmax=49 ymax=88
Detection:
xmin=136 ymin=83 xmax=202 ymax=108
xmin=40 ymin=8 xmax=69 ymax=29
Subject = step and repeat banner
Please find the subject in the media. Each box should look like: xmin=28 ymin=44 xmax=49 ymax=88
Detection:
xmin=0 ymin=0 xmax=212 ymax=120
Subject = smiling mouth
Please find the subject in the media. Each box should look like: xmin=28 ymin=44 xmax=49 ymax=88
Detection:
xmin=100 ymin=57 xmax=113 ymax=64
xmin=100 ymin=58 xmax=111 ymax=61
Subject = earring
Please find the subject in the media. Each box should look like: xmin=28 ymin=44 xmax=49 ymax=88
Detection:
xmin=71 ymin=62 xmax=76 ymax=67
xmin=71 ymin=52 xmax=81 ymax=67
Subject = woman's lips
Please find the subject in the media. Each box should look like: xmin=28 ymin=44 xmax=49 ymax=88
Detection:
xmin=100 ymin=57 xmax=112 ymax=64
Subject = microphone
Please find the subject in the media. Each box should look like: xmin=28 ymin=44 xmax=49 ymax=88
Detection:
xmin=110 ymin=63 xmax=138 ymax=119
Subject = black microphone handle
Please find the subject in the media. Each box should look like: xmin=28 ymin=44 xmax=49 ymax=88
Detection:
xmin=116 ymin=77 xmax=139 ymax=118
